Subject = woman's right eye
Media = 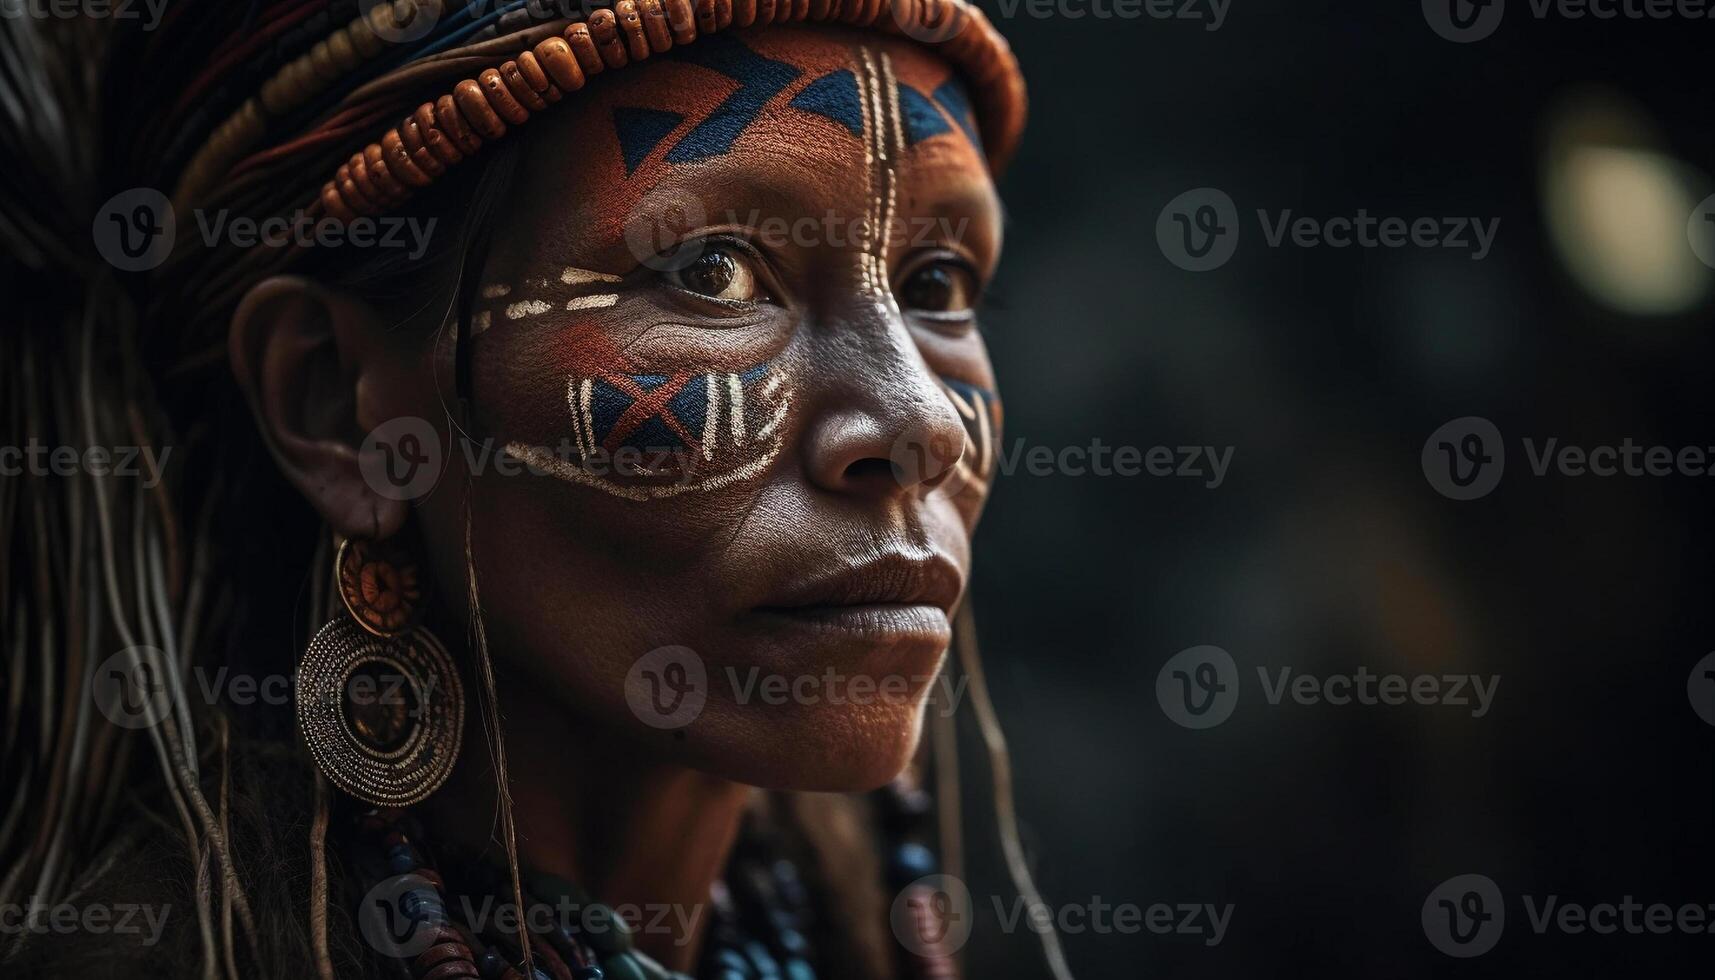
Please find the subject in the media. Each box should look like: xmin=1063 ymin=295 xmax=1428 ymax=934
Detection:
xmin=662 ymin=240 xmax=771 ymax=304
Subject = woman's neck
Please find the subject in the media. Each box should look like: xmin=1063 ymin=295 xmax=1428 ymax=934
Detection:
xmin=421 ymin=689 xmax=753 ymax=971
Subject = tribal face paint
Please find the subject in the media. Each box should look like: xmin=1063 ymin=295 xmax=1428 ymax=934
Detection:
xmin=467 ymin=29 xmax=993 ymax=505
xmin=469 ymin=270 xmax=794 ymax=499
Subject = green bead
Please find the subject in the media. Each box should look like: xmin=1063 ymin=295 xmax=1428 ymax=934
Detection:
xmin=582 ymin=902 xmax=635 ymax=955
xmin=599 ymin=952 xmax=650 ymax=980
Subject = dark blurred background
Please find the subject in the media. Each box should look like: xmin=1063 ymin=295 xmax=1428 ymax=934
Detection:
xmin=962 ymin=1 xmax=1715 ymax=976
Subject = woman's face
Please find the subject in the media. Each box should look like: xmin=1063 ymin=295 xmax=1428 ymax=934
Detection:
xmin=415 ymin=25 xmax=1002 ymax=791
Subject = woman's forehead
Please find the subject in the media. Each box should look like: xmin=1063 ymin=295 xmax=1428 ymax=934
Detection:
xmin=496 ymin=25 xmax=992 ymax=266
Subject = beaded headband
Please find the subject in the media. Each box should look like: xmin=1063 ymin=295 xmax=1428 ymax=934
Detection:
xmin=171 ymin=0 xmax=1025 ymax=223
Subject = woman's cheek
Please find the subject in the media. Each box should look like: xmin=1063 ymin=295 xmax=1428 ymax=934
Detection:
xmin=471 ymin=271 xmax=797 ymax=500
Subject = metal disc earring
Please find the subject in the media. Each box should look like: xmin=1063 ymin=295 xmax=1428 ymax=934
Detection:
xmin=296 ymin=537 xmax=465 ymax=807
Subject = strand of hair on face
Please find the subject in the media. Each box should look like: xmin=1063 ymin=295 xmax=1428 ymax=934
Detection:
xmin=308 ymin=532 xmax=336 ymax=980
xmin=954 ymin=601 xmax=1075 ymax=980
xmin=464 ymin=493 xmax=532 ymax=976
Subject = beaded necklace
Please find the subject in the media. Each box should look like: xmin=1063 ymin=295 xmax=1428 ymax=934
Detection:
xmin=347 ymin=779 xmax=951 ymax=980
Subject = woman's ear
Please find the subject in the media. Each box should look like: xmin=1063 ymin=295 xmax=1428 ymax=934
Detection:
xmin=228 ymin=274 xmax=417 ymax=541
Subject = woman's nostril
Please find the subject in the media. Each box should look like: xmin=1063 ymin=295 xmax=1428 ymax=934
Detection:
xmin=843 ymin=456 xmax=900 ymax=488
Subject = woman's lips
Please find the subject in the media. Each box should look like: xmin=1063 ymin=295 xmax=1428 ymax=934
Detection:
xmin=752 ymin=552 xmax=963 ymax=642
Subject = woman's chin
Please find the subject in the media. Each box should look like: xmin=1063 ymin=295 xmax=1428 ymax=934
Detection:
xmin=680 ymin=698 xmax=933 ymax=793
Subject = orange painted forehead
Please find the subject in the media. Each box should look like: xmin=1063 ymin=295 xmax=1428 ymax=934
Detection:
xmin=496 ymin=25 xmax=990 ymax=267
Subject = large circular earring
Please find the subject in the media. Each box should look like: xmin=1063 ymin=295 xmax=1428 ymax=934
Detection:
xmin=297 ymin=537 xmax=465 ymax=807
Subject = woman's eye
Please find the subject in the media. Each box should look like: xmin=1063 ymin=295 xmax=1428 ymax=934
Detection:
xmin=899 ymin=260 xmax=978 ymax=314
xmin=666 ymin=242 xmax=765 ymax=303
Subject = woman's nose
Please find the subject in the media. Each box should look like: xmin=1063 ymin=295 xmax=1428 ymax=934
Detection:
xmin=799 ymin=301 xmax=968 ymax=499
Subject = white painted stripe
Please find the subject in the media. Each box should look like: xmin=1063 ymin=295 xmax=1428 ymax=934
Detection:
xmin=944 ymin=385 xmax=976 ymax=421
xmin=755 ymin=394 xmax=790 ymax=441
xmin=564 ymin=294 xmax=618 ymax=310
xmin=561 ymin=267 xmax=623 ymax=285
xmin=565 ymin=375 xmax=586 ymax=456
xmin=480 ymin=283 xmax=511 ymax=299
xmin=728 ymin=373 xmax=744 ymax=442
xmin=470 ymin=310 xmax=492 ymax=336
xmin=973 ymin=392 xmax=992 ymax=475
xmin=505 ymin=299 xmax=552 ymax=320
xmin=703 ymin=371 xmax=719 ymax=461
xmin=580 ymin=377 xmax=597 ymax=456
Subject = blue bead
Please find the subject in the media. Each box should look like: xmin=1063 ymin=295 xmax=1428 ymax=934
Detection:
xmin=783 ymin=960 xmax=816 ymax=980
xmin=743 ymin=940 xmax=781 ymax=977
xmin=776 ymin=927 xmax=808 ymax=957
xmin=572 ymin=968 xmax=604 ymax=980
xmin=713 ymin=948 xmax=752 ymax=976
xmin=887 ymin=843 xmax=937 ymax=886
